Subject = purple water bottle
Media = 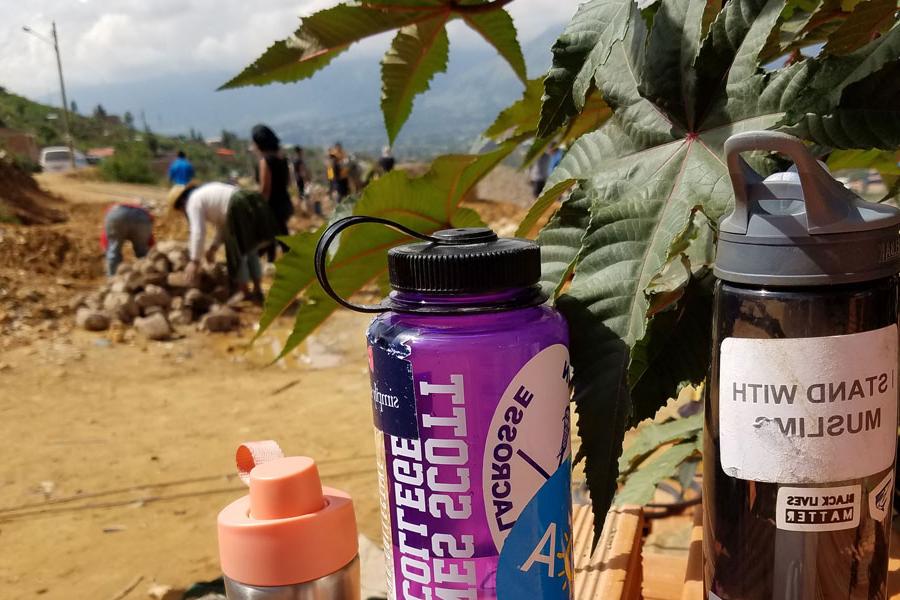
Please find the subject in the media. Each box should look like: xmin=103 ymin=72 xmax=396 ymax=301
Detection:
xmin=316 ymin=217 xmax=573 ymax=599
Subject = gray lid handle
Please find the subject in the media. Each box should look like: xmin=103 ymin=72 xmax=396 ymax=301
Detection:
xmin=723 ymin=131 xmax=855 ymax=234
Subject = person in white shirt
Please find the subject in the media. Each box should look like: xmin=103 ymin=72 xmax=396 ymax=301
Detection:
xmin=168 ymin=182 xmax=279 ymax=301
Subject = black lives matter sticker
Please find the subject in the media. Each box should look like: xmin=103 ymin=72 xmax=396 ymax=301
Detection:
xmin=776 ymin=485 xmax=860 ymax=532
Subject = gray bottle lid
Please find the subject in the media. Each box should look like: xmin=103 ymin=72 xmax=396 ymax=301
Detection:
xmin=715 ymin=131 xmax=900 ymax=286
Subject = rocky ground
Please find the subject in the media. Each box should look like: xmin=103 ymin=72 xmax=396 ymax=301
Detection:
xmin=74 ymin=241 xmax=246 ymax=341
xmin=0 ymin=168 xmax=530 ymax=600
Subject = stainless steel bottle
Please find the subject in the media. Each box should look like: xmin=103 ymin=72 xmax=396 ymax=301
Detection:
xmin=218 ymin=442 xmax=360 ymax=600
xmin=222 ymin=561 xmax=361 ymax=600
xmin=704 ymin=131 xmax=900 ymax=599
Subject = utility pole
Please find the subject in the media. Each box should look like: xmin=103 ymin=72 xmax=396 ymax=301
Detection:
xmin=52 ymin=22 xmax=76 ymax=169
xmin=23 ymin=21 xmax=76 ymax=168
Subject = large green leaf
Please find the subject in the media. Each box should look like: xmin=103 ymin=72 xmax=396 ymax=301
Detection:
xmin=536 ymin=0 xmax=900 ymax=538
xmin=556 ymin=288 xmax=631 ymax=521
xmin=523 ymin=91 xmax=614 ymax=169
xmin=638 ymin=0 xmax=708 ymax=129
xmin=630 ymin=273 xmax=715 ymax=421
xmin=462 ymin=8 xmax=527 ymax=83
xmin=788 ymin=25 xmax=900 ymax=117
xmin=484 ymin=78 xmax=613 ymax=178
xmin=828 ymin=147 xmax=900 ymax=173
xmin=537 ymin=0 xmax=630 ymax=137
xmin=220 ymin=5 xmax=433 ymax=89
xmin=256 ymin=228 xmax=322 ymax=340
xmin=482 ymin=76 xmax=614 ymax=179
xmin=828 ymin=147 xmax=900 ymax=199
xmin=618 ymin=411 xmax=703 ymax=477
xmin=224 ymin=1 xmax=530 ymax=142
xmin=822 ymin=0 xmax=897 ymax=54
xmin=760 ymin=0 xmax=822 ymax=61
xmin=535 ymin=184 xmax=594 ymax=296
xmin=615 ymin=438 xmax=700 ymax=505
xmin=257 ymin=140 xmax=521 ymax=357
xmin=381 ymin=18 xmax=451 ymax=143
xmin=762 ymin=0 xmax=888 ymax=60
xmin=786 ymin=56 xmax=900 ymax=148
xmin=484 ymin=78 xmax=544 ymax=140
xmin=628 ymin=210 xmax=715 ymax=422
xmin=560 ymin=92 xmax=614 ymax=145
xmin=219 ymin=40 xmax=347 ymax=90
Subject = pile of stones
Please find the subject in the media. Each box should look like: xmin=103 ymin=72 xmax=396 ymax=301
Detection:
xmin=73 ymin=241 xmax=242 ymax=340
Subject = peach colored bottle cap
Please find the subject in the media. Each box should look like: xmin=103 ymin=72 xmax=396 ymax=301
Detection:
xmin=218 ymin=442 xmax=358 ymax=587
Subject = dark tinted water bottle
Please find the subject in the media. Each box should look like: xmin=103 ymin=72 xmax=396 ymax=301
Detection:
xmin=704 ymin=132 xmax=900 ymax=600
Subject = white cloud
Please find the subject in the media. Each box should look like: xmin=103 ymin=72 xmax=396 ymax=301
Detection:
xmin=507 ymin=0 xmax=580 ymax=42
xmin=1 ymin=0 xmax=578 ymax=99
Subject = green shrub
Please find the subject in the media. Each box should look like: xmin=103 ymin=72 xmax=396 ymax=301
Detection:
xmin=100 ymin=142 xmax=157 ymax=184
xmin=12 ymin=154 xmax=41 ymax=174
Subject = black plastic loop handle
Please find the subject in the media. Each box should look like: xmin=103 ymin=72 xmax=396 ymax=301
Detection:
xmin=314 ymin=216 xmax=450 ymax=313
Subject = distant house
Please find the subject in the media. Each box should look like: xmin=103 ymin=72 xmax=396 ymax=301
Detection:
xmin=87 ymin=147 xmax=115 ymax=158
xmin=86 ymin=147 xmax=115 ymax=163
xmin=205 ymin=137 xmax=223 ymax=149
xmin=215 ymin=148 xmax=236 ymax=159
xmin=0 ymin=128 xmax=39 ymax=162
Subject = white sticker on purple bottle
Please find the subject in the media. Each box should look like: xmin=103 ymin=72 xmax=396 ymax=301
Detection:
xmin=482 ymin=344 xmax=572 ymax=552
xmin=719 ymin=325 xmax=898 ymax=483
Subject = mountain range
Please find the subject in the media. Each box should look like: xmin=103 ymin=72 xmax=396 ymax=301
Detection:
xmin=57 ymin=25 xmax=562 ymax=158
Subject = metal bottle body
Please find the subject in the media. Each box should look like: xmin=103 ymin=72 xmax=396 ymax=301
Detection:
xmin=703 ymin=277 xmax=898 ymax=599
xmin=223 ymin=555 xmax=360 ymax=600
xmin=367 ymin=290 xmax=573 ymax=600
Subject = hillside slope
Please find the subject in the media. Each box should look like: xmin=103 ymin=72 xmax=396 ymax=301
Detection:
xmin=0 ymin=88 xmax=138 ymax=151
xmin=0 ymin=88 xmax=253 ymax=182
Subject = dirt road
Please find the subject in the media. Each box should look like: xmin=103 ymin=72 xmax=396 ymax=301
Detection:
xmin=1 ymin=304 xmax=379 ymax=599
xmin=0 ymin=173 xmax=379 ymax=599
xmin=0 ymin=171 xmax=529 ymax=599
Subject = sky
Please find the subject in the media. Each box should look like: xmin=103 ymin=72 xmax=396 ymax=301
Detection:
xmin=1 ymin=0 xmax=580 ymax=102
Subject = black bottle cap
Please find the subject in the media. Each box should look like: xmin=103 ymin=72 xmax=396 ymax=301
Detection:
xmin=388 ymin=227 xmax=541 ymax=294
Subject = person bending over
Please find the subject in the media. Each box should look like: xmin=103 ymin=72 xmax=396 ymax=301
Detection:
xmin=101 ymin=202 xmax=155 ymax=276
xmin=168 ymin=181 xmax=279 ymax=301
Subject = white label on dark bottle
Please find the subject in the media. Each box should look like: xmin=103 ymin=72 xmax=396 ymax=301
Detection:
xmin=776 ymin=485 xmax=861 ymax=531
xmin=719 ymin=325 xmax=898 ymax=483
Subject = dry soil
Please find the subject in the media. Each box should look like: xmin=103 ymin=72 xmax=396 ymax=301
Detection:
xmin=0 ymin=169 xmax=529 ymax=600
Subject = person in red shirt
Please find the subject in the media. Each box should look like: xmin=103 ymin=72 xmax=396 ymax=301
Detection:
xmin=101 ymin=203 xmax=155 ymax=276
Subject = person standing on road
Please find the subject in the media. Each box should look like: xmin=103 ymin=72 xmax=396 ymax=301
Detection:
xmin=101 ymin=202 xmax=155 ymax=276
xmin=529 ymin=147 xmax=553 ymax=198
xmin=252 ymin=124 xmax=292 ymax=260
xmin=169 ymin=181 xmax=278 ymax=302
xmin=291 ymin=146 xmax=308 ymax=199
xmin=378 ymin=146 xmax=396 ymax=174
xmin=549 ymin=143 xmax=564 ymax=171
xmin=291 ymin=145 xmax=317 ymax=215
xmin=327 ymin=142 xmax=351 ymax=204
xmin=167 ymin=150 xmax=195 ymax=185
